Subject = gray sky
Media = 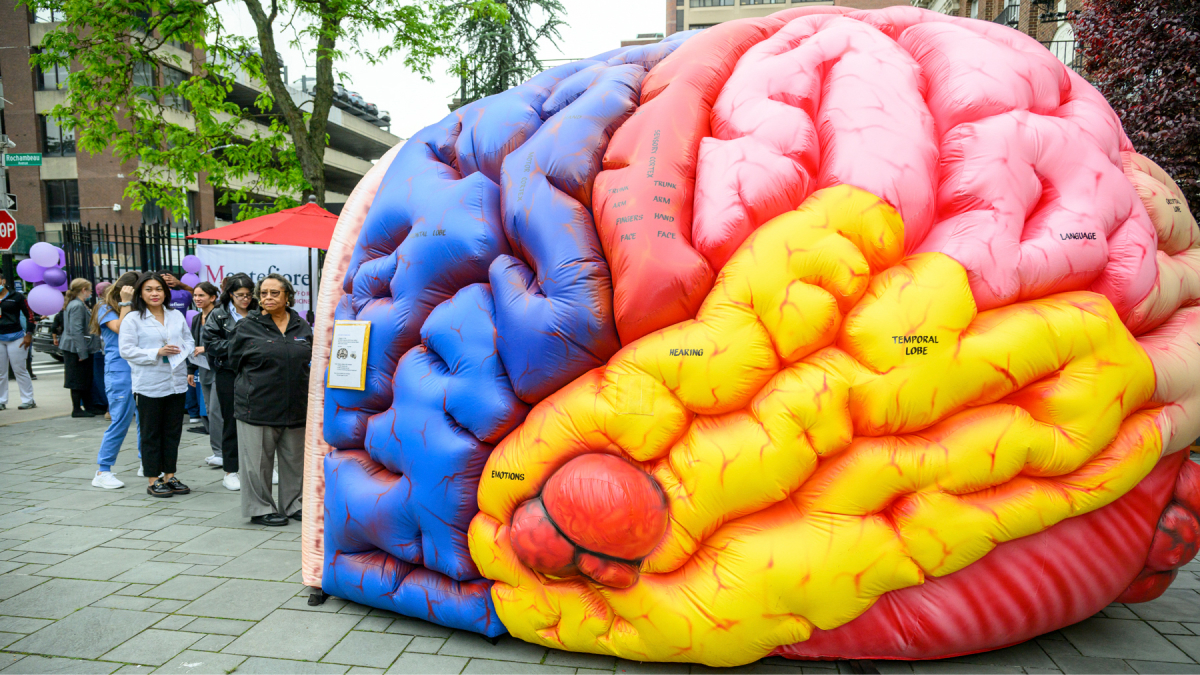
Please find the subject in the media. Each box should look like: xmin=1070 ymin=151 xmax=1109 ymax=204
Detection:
xmin=217 ymin=0 xmax=666 ymax=141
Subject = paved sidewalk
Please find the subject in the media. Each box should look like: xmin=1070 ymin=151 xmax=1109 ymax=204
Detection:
xmin=0 ymin=414 xmax=1197 ymax=674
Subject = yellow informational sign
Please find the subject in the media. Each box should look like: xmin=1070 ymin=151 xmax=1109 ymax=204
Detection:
xmin=328 ymin=320 xmax=371 ymax=391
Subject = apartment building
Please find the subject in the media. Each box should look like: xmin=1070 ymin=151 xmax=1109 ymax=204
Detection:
xmin=911 ymin=0 xmax=1079 ymax=68
xmin=667 ymin=0 xmax=913 ymax=34
xmin=0 ymin=0 xmax=399 ymax=241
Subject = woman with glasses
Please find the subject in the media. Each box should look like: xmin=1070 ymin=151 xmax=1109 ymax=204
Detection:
xmin=229 ymin=273 xmax=312 ymax=526
xmin=202 ymin=274 xmax=255 ymax=491
xmin=118 ymin=272 xmax=193 ymax=497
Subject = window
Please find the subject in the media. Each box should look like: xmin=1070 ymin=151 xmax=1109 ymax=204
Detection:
xmin=33 ymin=8 xmax=64 ymax=22
xmin=35 ymin=52 xmax=68 ymax=91
xmin=689 ymin=23 xmax=719 ymax=29
xmin=162 ymin=66 xmax=190 ymax=111
xmin=742 ymin=0 xmax=786 ymax=4
xmin=970 ymin=0 xmax=979 ymax=17
xmin=132 ymin=60 xmax=158 ymax=100
xmin=676 ymin=9 xmax=684 ymax=28
xmin=142 ymin=197 xmax=164 ymax=225
xmin=45 ymin=180 xmax=80 ymax=222
xmin=690 ymin=0 xmax=733 ymax=6
xmin=39 ymin=115 xmax=75 ymax=157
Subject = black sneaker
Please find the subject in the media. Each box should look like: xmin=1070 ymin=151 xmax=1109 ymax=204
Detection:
xmin=72 ymin=409 xmax=96 ymax=418
xmin=165 ymin=477 xmax=190 ymax=494
xmin=147 ymin=480 xmax=174 ymax=498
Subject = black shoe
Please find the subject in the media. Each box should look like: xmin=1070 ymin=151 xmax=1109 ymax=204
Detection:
xmin=289 ymin=511 xmax=302 ymax=522
xmin=164 ymin=477 xmax=190 ymax=494
xmin=29 ymin=374 xmax=37 ymax=380
xmin=147 ymin=480 xmax=174 ymax=498
xmin=251 ymin=513 xmax=289 ymax=527
xmin=186 ymin=426 xmax=208 ymax=434
xmin=72 ymin=409 xmax=96 ymax=418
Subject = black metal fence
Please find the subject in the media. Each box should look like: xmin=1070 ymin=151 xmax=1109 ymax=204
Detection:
xmin=56 ymin=220 xmax=201 ymax=287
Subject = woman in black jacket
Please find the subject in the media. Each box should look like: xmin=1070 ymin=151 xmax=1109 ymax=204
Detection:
xmin=201 ymin=274 xmax=255 ymax=491
xmin=229 ymin=273 xmax=312 ymax=526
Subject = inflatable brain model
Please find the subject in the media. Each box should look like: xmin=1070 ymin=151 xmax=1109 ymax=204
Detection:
xmin=304 ymin=6 xmax=1200 ymax=667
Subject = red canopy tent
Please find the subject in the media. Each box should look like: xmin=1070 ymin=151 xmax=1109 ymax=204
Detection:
xmin=187 ymin=200 xmax=338 ymax=321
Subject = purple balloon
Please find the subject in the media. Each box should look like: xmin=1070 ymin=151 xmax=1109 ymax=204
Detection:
xmin=16 ymin=259 xmax=45 ymax=283
xmin=27 ymin=285 xmax=64 ymax=316
xmin=186 ymin=309 xmax=199 ymax=326
xmin=30 ymin=242 xmax=59 ymax=267
xmin=50 ymin=279 xmax=69 ymax=292
xmin=180 ymin=273 xmax=200 ymax=288
xmin=41 ymin=267 xmax=68 ymax=288
xmin=182 ymin=255 xmax=202 ymax=274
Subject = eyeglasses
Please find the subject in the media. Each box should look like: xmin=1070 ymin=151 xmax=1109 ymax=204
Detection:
xmin=231 ymin=292 xmax=252 ymax=300
xmin=261 ymin=289 xmax=285 ymax=297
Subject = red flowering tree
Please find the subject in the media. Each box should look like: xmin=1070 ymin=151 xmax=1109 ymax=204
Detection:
xmin=1077 ymin=0 xmax=1200 ymax=215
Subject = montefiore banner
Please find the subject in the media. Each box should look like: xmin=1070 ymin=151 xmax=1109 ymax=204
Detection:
xmin=195 ymin=243 xmax=319 ymax=315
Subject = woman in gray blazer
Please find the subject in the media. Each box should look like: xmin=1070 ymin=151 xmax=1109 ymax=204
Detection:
xmin=60 ymin=278 xmax=102 ymax=418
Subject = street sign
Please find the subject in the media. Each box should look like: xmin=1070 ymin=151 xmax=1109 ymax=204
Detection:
xmin=0 ymin=211 xmax=17 ymax=252
xmin=1 ymin=153 xmax=42 ymax=167
xmin=2 ymin=193 xmax=15 ymax=211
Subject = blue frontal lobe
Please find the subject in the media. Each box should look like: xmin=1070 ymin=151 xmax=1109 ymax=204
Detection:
xmin=321 ymin=37 xmax=692 ymax=637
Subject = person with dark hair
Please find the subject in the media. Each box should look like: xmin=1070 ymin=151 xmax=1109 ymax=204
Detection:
xmin=188 ymin=281 xmax=220 ymax=446
xmin=229 ymin=273 xmax=312 ymax=526
xmin=202 ymin=274 xmax=255 ymax=491
xmin=60 ymin=278 xmax=102 ymax=418
xmin=119 ymin=272 xmax=194 ymax=497
xmin=91 ymin=271 xmax=141 ymax=489
xmin=0 ymin=271 xmax=36 ymax=411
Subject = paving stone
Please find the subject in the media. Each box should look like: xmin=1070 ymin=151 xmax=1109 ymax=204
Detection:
xmin=1128 ymin=590 xmax=1200 ymax=623
xmin=190 ymin=634 xmax=234 ymax=652
xmin=152 ymin=552 xmax=185 ymax=563
xmin=113 ymin=666 xmax=155 ymax=674
xmin=122 ymin=515 xmax=183 ymax=531
xmin=100 ymin=628 xmax=204 ymax=666
xmin=178 ymin=578 xmax=297 ymax=621
xmin=143 ymin=575 xmax=225 ymax=601
xmin=438 ymin=632 xmax=547 ymax=663
xmin=909 ymin=665 xmax=1023 ymax=674
xmin=1 ymin=524 xmax=65 ymax=541
xmin=614 ymin=661 xmax=693 ymax=674
xmin=184 ymin=564 xmax=216 ymax=575
xmin=0 ymin=573 xmax=47 ymax=600
xmin=110 ymin=561 xmax=193 ymax=585
xmin=383 ymin=617 xmax=453 ymax=638
xmin=210 ymin=548 xmax=300 ymax=581
xmin=461 ymin=661 xmax=573 ymax=674
xmin=0 ymin=617 xmax=52 ymax=633
xmin=40 ymin=547 xmax=157 ymax=581
xmin=1127 ymin=661 xmax=1200 ymax=674
xmin=7 ymin=607 xmax=162 ymax=658
xmin=385 ymin=654 xmax=468 ymax=674
xmin=172 ymin=553 xmax=234 ymax=566
xmin=1168 ymin=635 xmax=1200 ymax=662
xmin=14 ymin=526 xmax=126 ymax=555
xmin=354 ymin=617 xmax=394 ymax=633
xmin=103 ymin=540 xmax=154 ymax=551
xmin=347 ymin=669 xmax=386 ymax=675
xmin=1148 ymin=621 xmax=1193 ymax=636
xmin=151 ymin=599 xmax=188 ymax=613
xmin=0 ymin=578 xmax=124 ymax=619
xmin=545 ymin=650 xmax=618 ymax=669
xmin=405 ymin=636 xmax=447 ymax=654
xmin=152 ymin=525 xmax=214 ymax=543
xmin=36 ymin=491 xmax=127 ymax=512
xmin=945 ymin=641 xmax=1056 ymax=669
xmin=323 ymin=631 xmax=410 ymax=668
xmin=232 ymin=658 xmax=349 ymax=674
xmin=52 ymin=506 xmax=158 ymax=529
xmin=13 ymin=562 xmax=48 ymax=574
xmin=577 ymin=669 xmax=619 ymax=675
xmin=337 ymin=603 xmax=371 ymax=616
xmin=182 ymin=617 xmax=254 ymax=636
xmin=155 ymin=615 xmax=195 ymax=630
xmin=114 ymin=583 xmax=155 ymax=596
xmin=92 ymin=595 xmax=161 ymax=611
xmin=1062 ymin=618 xmax=1193 ymax=663
xmin=0 ymin=655 xmax=121 ymax=674
xmin=223 ymin=608 xmax=360 ymax=661
xmin=257 ymin=539 xmax=301 ymax=551
xmin=1049 ymin=655 xmax=1137 ymax=674
xmin=152 ymin=649 xmax=246 ymax=674
xmin=11 ymin=552 xmax=69 ymax=565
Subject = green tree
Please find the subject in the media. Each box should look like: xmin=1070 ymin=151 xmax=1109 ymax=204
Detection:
xmin=453 ymin=0 xmax=566 ymax=107
xmin=24 ymin=0 xmax=504 ymax=218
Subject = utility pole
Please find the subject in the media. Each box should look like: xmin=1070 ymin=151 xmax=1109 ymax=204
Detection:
xmin=0 ymin=133 xmax=14 ymax=287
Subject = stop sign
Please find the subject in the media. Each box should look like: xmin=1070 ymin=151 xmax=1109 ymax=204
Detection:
xmin=0 ymin=211 xmax=15 ymax=252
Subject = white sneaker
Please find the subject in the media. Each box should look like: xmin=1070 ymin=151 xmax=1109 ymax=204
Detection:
xmin=137 ymin=465 xmax=144 ymax=477
xmin=272 ymin=469 xmax=278 ymax=485
xmin=189 ymin=417 xmax=201 ymax=423
xmin=205 ymin=455 xmax=224 ymax=467
xmin=92 ymin=471 xmax=125 ymax=489
xmin=223 ymin=473 xmax=241 ymax=491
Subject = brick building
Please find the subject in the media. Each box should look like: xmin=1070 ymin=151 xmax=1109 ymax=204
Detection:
xmin=912 ymin=0 xmax=1079 ymax=68
xmin=0 ymin=0 xmax=399 ymax=245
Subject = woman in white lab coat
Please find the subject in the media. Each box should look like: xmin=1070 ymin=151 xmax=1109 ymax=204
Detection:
xmin=118 ymin=272 xmax=194 ymax=498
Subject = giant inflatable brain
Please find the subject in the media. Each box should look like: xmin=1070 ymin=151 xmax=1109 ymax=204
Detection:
xmin=301 ymin=6 xmax=1200 ymax=667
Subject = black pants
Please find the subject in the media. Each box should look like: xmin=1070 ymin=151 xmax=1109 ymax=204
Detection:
xmin=215 ymin=369 xmax=240 ymax=473
xmin=136 ymin=393 xmax=185 ymax=477
xmin=64 ymin=353 xmax=95 ymax=411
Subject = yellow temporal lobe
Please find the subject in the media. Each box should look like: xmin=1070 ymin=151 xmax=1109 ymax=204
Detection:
xmin=468 ymin=185 xmax=1162 ymax=667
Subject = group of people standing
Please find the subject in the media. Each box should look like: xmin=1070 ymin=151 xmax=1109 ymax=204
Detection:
xmin=0 ymin=265 xmax=313 ymax=527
